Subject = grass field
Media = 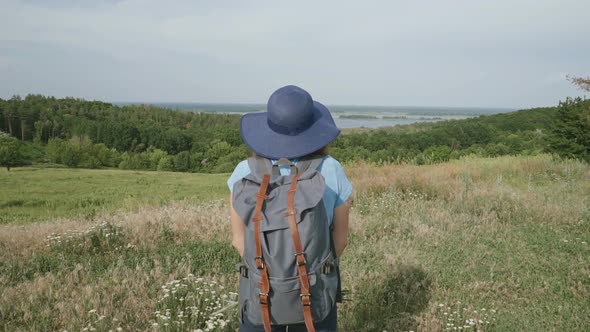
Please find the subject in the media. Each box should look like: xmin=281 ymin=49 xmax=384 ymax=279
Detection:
xmin=1 ymin=154 xmax=589 ymax=331
xmin=0 ymin=167 xmax=228 ymax=224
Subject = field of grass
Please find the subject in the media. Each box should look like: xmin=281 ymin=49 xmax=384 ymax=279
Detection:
xmin=0 ymin=167 xmax=228 ymax=224
xmin=0 ymin=154 xmax=589 ymax=331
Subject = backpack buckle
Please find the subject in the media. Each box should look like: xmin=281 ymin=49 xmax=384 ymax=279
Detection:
xmin=294 ymin=252 xmax=306 ymax=266
xmin=239 ymin=265 xmax=249 ymax=278
xmin=300 ymin=293 xmax=311 ymax=306
xmin=254 ymin=256 xmax=265 ymax=270
xmin=321 ymin=262 xmax=335 ymax=274
xmin=259 ymin=292 xmax=269 ymax=305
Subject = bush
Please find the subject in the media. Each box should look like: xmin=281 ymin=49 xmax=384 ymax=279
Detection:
xmin=157 ymin=156 xmax=174 ymax=171
xmin=46 ymin=138 xmax=65 ymax=164
xmin=0 ymin=136 xmax=25 ymax=170
xmin=423 ymin=145 xmax=452 ymax=164
xmin=62 ymin=144 xmax=82 ymax=167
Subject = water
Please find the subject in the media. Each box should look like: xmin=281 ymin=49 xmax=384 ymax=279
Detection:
xmin=115 ymin=102 xmax=516 ymax=129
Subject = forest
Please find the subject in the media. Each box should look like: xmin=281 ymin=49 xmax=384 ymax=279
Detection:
xmin=0 ymin=94 xmax=589 ymax=173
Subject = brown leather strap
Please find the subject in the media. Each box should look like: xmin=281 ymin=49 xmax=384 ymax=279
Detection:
xmin=285 ymin=174 xmax=316 ymax=332
xmin=253 ymin=174 xmax=272 ymax=332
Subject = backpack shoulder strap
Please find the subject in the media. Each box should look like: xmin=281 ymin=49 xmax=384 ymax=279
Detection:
xmin=252 ymin=174 xmax=272 ymax=332
xmin=255 ymin=156 xmax=270 ymax=174
xmin=285 ymin=174 xmax=316 ymax=332
xmin=296 ymin=154 xmax=325 ymax=175
xmin=249 ymin=154 xmax=323 ymax=179
xmin=247 ymin=156 xmax=272 ymax=182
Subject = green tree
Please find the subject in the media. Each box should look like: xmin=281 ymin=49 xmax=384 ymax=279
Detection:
xmin=62 ymin=144 xmax=82 ymax=167
xmin=173 ymin=151 xmax=196 ymax=172
xmin=547 ymin=98 xmax=590 ymax=161
xmin=46 ymin=138 xmax=65 ymax=164
xmin=146 ymin=147 xmax=169 ymax=170
xmin=0 ymin=136 xmax=24 ymax=171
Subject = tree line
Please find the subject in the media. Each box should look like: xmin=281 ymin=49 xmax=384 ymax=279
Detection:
xmin=0 ymin=95 xmax=246 ymax=172
xmin=0 ymin=94 xmax=589 ymax=172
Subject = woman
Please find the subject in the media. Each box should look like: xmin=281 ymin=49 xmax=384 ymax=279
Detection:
xmin=227 ymin=85 xmax=352 ymax=332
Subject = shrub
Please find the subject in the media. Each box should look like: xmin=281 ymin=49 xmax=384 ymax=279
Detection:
xmin=0 ymin=136 xmax=25 ymax=171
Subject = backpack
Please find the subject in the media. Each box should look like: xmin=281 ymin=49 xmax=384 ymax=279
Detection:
xmin=232 ymin=155 xmax=340 ymax=332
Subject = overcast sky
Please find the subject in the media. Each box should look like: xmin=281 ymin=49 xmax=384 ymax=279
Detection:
xmin=0 ymin=0 xmax=588 ymax=108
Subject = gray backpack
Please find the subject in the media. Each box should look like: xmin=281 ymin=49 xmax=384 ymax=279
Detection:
xmin=232 ymin=156 xmax=340 ymax=332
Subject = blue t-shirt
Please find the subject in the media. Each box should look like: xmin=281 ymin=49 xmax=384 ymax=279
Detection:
xmin=227 ymin=155 xmax=353 ymax=225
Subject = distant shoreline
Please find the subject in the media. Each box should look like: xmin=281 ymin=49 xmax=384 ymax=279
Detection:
xmin=113 ymin=102 xmax=515 ymax=129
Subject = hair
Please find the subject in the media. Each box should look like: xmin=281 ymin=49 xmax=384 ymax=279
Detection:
xmin=311 ymin=145 xmax=329 ymax=156
xmin=250 ymin=145 xmax=329 ymax=159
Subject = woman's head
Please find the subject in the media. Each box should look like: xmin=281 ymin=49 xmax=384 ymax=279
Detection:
xmin=240 ymin=85 xmax=339 ymax=160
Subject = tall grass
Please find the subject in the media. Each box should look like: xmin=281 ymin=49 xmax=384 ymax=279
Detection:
xmin=0 ymin=154 xmax=589 ymax=331
xmin=341 ymin=154 xmax=589 ymax=331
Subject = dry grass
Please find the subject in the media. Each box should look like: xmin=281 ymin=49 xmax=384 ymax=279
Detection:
xmin=0 ymin=200 xmax=237 ymax=331
xmin=1 ymin=154 xmax=589 ymax=331
xmin=0 ymin=200 xmax=230 ymax=261
xmin=339 ymin=154 xmax=590 ymax=331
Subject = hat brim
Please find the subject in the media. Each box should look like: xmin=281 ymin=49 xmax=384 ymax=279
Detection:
xmin=240 ymin=101 xmax=340 ymax=159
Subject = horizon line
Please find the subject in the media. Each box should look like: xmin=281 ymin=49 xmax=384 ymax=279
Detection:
xmin=111 ymin=100 xmax=518 ymax=111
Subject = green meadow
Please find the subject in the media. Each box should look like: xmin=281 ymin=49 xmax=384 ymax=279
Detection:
xmin=1 ymin=154 xmax=589 ymax=331
xmin=0 ymin=167 xmax=228 ymax=224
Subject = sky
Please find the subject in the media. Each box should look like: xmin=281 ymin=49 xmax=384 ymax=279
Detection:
xmin=0 ymin=0 xmax=588 ymax=109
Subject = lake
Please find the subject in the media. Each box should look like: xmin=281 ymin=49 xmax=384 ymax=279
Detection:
xmin=115 ymin=102 xmax=516 ymax=129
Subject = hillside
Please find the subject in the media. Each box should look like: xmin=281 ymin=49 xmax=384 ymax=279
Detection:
xmin=1 ymin=154 xmax=589 ymax=331
xmin=331 ymin=105 xmax=562 ymax=164
xmin=4 ymin=95 xmax=588 ymax=173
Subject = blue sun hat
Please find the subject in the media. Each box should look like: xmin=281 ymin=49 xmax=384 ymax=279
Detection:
xmin=240 ymin=85 xmax=340 ymax=159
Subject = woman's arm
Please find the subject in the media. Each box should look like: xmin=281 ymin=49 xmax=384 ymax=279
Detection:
xmin=229 ymin=193 xmax=245 ymax=257
xmin=333 ymin=199 xmax=351 ymax=257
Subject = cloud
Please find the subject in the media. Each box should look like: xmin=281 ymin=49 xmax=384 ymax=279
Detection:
xmin=1 ymin=0 xmax=588 ymax=107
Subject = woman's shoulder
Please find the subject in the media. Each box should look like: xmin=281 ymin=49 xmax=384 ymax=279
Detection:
xmin=320 ymin=155 xmax=344 ymax=170
xmin=231 ymin=155 xmax=342 ymax=174
xmin=233 ymin=159 xmax=251 ymax=173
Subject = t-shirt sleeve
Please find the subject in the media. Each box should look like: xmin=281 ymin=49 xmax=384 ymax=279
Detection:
xmin=227 ymin=160 xmax=251 ymax=192
xmin=332 ymin=159 xmax=353 ymax=207
xmin=322 ymin=156 xmax=353 ymax=207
